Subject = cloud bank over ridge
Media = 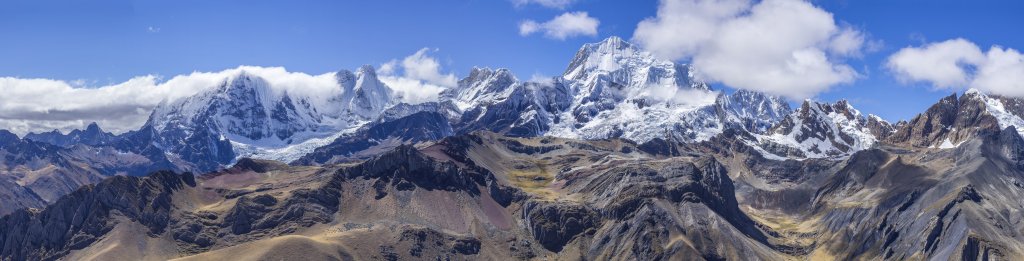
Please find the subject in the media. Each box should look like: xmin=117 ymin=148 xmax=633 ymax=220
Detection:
xmin=0 ymin=49 xmax=457 ymax=135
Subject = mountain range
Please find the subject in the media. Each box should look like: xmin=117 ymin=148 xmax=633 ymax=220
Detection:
xmin=3 ymin=37 xmax=1024 ymax=260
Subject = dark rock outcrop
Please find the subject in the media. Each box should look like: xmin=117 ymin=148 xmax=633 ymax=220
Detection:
xmin=336 ymin=145 xmax=491 ymax=197
xmin=0 ymin=171 xmax=195 ymax=261
xmin=523 ymin=202 xmax=599 ymax=252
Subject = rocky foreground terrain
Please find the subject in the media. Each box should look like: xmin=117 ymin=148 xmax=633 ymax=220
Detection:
xmin=3 ymin=121 xmax=1024 ymax=260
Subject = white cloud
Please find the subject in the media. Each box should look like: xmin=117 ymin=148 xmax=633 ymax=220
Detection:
xmin=973 ymin=47 xmax=1024 ymax=97
xmin=885 ymin=38 xmax=984 ymax=88
xmin=637 ymin=84 xmax=720 ymax=107
xmin=511 ymin=0 xmax=577 ymax=9
xmin=147 ymin=26 xmax=161 ymax=33
xmin=887 ymin=38 xmax=1024 ymax=97
xmin=378 ymin=48 xmax=457 ymax=104
xmin=519 ymin=12 xmax=599 ymax=40
xmin=632 ymin=0 xmax=864 ymax=99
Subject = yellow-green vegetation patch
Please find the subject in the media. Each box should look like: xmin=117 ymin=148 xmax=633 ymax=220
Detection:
xmin=506 ymin=160 xmax=560 ymax=201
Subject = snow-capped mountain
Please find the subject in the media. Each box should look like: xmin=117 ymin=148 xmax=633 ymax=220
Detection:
xmin=548 ymin=36 xmax=728 ymax=143
xmin=24 ymin=36 xmax=869 ymax=169
xmin=140 ymin=66 xmax=396 ymax=169
xmin=749 ymin=100 xmax=882 ymax=159
xmin=441 ymin=67 xmax=520 ymax=111
xmin=430 ymin=37 xmax=790 ymax=144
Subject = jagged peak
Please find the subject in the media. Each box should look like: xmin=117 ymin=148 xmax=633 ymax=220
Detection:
xmin=356 ymin=64 xmax=378 ymax=78
xmin=460 ymin=67 xmax=517 ymax=86
xmin=834 ymin=99 xmax=851 ymax=109
xmin=797 ymin=99 xmax=860 ymax=119
xmin=940 ymin=92 xmax=960 ymax=104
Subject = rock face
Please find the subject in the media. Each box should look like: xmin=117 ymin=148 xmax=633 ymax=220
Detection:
xmin=805 ymin=125 xmax=1024 ymax=260
xmin=523 ymin=202 xmax=599 ymax=252
xmin=888 ymin=91 xmax=1003 ymax=148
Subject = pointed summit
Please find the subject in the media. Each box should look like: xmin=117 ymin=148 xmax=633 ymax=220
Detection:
xmin=346 ymin=65 xmax=393 ymax=118
xmin=563 ymin=36 xmax=646 ymax=81
xmin=84 ymin=122 xmax=102 ymax=134
xmin=356 ymin=64 xmax=378 ymax=78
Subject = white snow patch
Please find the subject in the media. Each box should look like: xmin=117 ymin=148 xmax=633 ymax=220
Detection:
xmin=231 ymin=125 xmax=361 ymax=163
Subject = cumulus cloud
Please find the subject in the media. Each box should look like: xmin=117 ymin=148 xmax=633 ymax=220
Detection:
xmin=511 ymin=0 xmax=577 ymax=9
xmin=887 ymin=38 xmax=1024 ymax=97
xmin=885 ymin=38 xmax=984 ymax=88
xmin=519 ymin=12 xmax=599 ymax=40
xmin=632 ymin=0 xmax=864 ymax=99
xmin=973 ymin=47 xmax=1024 ymax=96
xmin=379 ymin=48 xmax=457 ymax=104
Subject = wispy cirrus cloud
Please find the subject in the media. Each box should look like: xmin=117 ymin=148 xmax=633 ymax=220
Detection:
xmin=511 ymin=0 xmax=577 ymax=9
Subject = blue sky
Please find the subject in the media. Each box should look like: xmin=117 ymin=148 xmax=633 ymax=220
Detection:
xmin=1 ymin=0 xmax=1022 ymax=122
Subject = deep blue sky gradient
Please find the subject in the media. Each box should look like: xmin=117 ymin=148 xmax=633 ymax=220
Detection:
xmin=1 ymin=0 xmax=1021 ymax=121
